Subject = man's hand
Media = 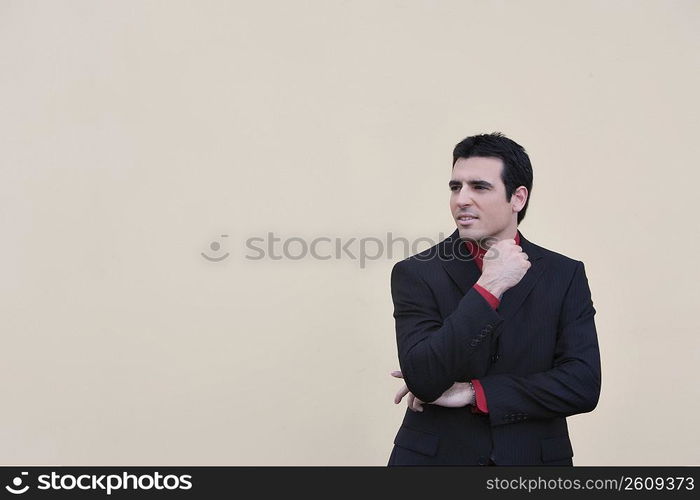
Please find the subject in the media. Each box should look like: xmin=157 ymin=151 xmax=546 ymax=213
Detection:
xmin=391 ymin=370 xmax=475 ymax=411
xmin=477 ymin=238 xmax=530 ymax=298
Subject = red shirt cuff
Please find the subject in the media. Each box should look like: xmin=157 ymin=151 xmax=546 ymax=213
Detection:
xmin=473 ymin=284 xmax=500 ymax=309
xmin=470 ymin=379 xmax=489 ymax=414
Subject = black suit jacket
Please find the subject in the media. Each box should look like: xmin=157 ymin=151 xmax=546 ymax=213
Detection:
xmin=388 ymin=230 xmax=601 ymax=466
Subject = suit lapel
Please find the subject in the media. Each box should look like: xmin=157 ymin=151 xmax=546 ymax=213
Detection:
xmin=440 ymin=229 xmax=481 ymax=295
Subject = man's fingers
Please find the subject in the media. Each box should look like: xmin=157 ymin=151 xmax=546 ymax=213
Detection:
xmin=412 ymin=397 xmax=424 ymax=412
xmin=391 ymin=371 xmax=422 ymax=412
xmin=394 ymin=384 xmax=409 ymax=404
xmin=407 ymin=393 xmax=423 ymax=412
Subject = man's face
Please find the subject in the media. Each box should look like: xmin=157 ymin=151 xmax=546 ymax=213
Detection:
xmin=449 ymin=156 xmax=523 ymax=243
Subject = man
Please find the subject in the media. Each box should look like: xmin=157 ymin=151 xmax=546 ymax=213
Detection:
xmin=388 ymin=132 xmax=600 ymax=466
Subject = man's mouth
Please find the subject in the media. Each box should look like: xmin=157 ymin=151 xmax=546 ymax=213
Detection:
xmin=457 ymin=215 xmax=478 ymax=225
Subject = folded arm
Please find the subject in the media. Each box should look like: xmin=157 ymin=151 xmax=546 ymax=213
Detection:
xmin=391 ymin=261 xmax=502 ymax=403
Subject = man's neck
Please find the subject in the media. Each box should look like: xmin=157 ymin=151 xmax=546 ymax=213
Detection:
xmin=462 ymin=227 xmax=519 ymax=251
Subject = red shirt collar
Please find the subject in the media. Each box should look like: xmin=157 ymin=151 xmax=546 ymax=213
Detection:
xmin=463 ymin=231 xmax=521 ymax=271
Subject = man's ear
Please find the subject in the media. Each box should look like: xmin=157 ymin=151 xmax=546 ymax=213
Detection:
xmin=511 ymin=186 xmax=529 ymax=213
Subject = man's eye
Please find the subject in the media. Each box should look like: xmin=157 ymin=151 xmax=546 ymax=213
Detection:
xmin=474 ymin=186 xmax=485 ymax=190
xmin=450 ymin=185 xmax=460 ymax=191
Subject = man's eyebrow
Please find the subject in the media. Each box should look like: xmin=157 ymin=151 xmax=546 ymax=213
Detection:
xmin=449 ymin=179 xmax=494 ymax=188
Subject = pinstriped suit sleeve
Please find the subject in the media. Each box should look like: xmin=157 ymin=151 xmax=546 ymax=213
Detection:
xmin=478 ymin=261 xmax=601 ymax=425
xmin=391 ymin=260 xmax=502 ymax=403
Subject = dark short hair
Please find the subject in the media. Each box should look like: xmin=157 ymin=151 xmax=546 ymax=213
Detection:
xmin=452 ymin=132 xmax=533 ymax=224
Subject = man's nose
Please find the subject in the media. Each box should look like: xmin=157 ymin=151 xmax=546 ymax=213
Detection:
xmin=456 ymin=188 xmax=473 ymax=206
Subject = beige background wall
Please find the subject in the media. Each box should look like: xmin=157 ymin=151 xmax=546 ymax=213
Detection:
xmin=1 ymin=0 xmax=698 ymax=465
